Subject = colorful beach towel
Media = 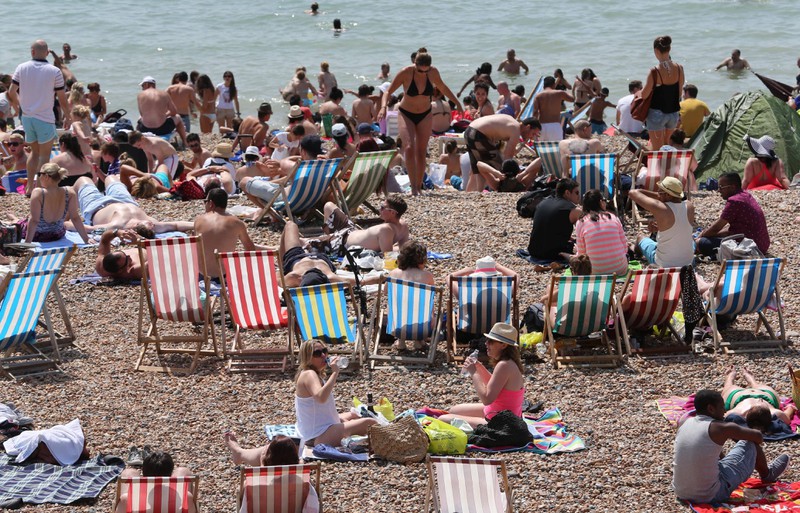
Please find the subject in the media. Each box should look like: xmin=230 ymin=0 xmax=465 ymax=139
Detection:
xmin=687 ymin=478 xmax=800 ymax=512
xmin=0 ymin=453 xmax=124 ymax=505
xmin=467 ymin=408 xmax=585 ymax=454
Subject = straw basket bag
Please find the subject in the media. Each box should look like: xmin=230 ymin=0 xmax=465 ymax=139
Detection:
xmin=789 ymin=365 xmax=800 ymax=407
xmin=368 ymin=415 xmax=429 ymax=464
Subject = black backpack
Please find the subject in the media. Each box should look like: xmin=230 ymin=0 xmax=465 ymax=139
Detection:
xmin=516 ymin=176 xmax=556 ymax=218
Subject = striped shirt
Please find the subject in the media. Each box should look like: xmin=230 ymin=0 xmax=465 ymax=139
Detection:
xmin=575 ymin=214 xmax=629 ymax=276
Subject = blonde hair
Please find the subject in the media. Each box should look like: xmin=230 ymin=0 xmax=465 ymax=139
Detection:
xmin=131 ymin=177 xmax=158 ymax=198
xmin=40 ymin=162 xmax=67 ymax=181
xmin=69 ymin=82 xmax=85 ymax=104
xmin=72 ymin=104 xmax=90 ymax=119
xmin=320 ymin=61 xmax=329 ymax=72
xmin=294 ymin=340 xmax=326 ymax=382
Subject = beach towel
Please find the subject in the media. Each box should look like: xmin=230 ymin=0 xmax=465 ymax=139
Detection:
xmin=0 ymin=452 xmax=124 ymax=505
xmin=32 ymin=231 xmax=95 ymax=249
xmin=686 ymin=477 xmax=800 ymax=512
xmin=466 ymin=408 xmax=585 ymax=454
xmin=515 ymin=248 xmax=568 ymax=266
xmin=264 ymin=424 xmax=301 ymax=443
xmin=3 ymin=419 xmax=85 ymax=465
xmin=68 ymin=273 xmax=139 ymax=286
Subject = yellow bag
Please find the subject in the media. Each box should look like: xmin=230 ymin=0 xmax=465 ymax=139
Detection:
xmin=420 ymin=416 xmax=467 ymax=455
xmin=374 ymin=397 xmax=395 ymax=421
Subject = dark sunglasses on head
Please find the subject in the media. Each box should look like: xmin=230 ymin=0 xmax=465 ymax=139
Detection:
xmin=312 ymin=348 xmax=329 ymax=357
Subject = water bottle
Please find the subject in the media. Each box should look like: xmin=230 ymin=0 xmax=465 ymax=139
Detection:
xmin=461 ymin=350 xmax=480 ymax=377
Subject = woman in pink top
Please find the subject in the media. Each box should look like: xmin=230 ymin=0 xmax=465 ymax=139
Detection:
xmin=575 ymin=189 xmax=629 ymax=276
xmin=439 ymin=323 xmax=525 ymax=428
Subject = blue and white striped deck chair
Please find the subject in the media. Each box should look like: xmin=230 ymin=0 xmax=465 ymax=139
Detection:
xmin=570 ymin=153 xmax=617 ymax=210
xmin=0 ymin=270 xmax=62 ymax=380
xmin=707 ymin=258 xmax=785 ymax=353
xmin=368 ymin=277 xmax=443 ymax=367
xmin=516 ymin=76 xmax=543 ymax=121
xmin=447 ymin=275 xmax=518 ymax=363
xmin=287 ymin=282 xmax=365 ymax=365
xmin=544 ymin=274 xmax=623 ymax=369
xmin=533 ymin=141 xmax=564 ymax=178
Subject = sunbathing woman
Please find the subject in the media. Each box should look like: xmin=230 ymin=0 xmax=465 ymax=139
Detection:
xmin=439 ymin=322 xmax=525 ymax=428
xmin=742 ymin=135 xmax=790 ymax=190
xmin=722 ymin=366 xmax=796 ymax=426
xmin=379 ymin=50 xmax=462 ymax=195
xmin=51 ymin=133 xmax=92 ymax=187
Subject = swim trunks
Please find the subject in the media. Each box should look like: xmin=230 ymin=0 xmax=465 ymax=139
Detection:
xmin=539 ymin=122 xmax=563 ymax=142
xmin=724 ymin=387 xmax=780 ymax=411
xmin=137 ymin=117 xmax=176 ymax=136
xmin=464 ymin=126 xmax=501 ymax=174
xmin=282 ymin=246 xmax=336 ymax=276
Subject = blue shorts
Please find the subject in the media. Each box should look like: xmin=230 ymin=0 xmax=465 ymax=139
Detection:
xmin=180 ymin=114 xmax=191 ymax=133
xmin=646 ymin=109 xmax=679 ymax=131
xmin=21 ymin=116 xmax=57 ymax=144
xmin=590 ymin=121 xmax=607 ymax=135
xmin=245 ymin=177 xmax=281 ymax=203
xmin=78 ymin=181 xmax=139 ymax=225
xmin=638 ymin=237 xmax=657 ymax=265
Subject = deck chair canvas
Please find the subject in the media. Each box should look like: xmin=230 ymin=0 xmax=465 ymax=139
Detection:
xmin=569 ymin=153 xmax=617 ymax=210
xmin=447 ymin=275 xmax=517 ymax=363
xmin=286 ymin=282 xmax=365 ymax=365
xmin=545 ymin=274 xmax=623 ymax=369
xmin=113 ymin=476 xmax=199 ymax=513
xmin=631 ymin=149 xmax=696 ymax=224
xmin=217 ymin=250 xmax=290 ymax=373
xmin=368 ymin=277 xmax=443 ymax=367
xmin=516 ymin=76 xmax=543 ymax=121
xmin=533 ymin=141 xmax=563 ymax=178
xmin=706 ymin=258 xmax=786 ymax=353
xmin=238 ymin=464 xmax=321 ymax=513
xmin=137 ymin=236 xmax=219 ymax=374
xmin=0 ymin=269 xmax=63 ymax=380
xmin=425 ymin=455 xmax=512 ymax=513
xmin=618 ymin=267 xmax=687 ymax=356
xmin=339 ymin=150 xmax=396 ymax=215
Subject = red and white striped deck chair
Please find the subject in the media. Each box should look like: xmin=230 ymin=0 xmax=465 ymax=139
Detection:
xmin=113 ymin=476 xmax=200 ymax=513
xmin=618 ymin=267 xmax=686 ymax=356
xmin=238 ymin=464 xmax=321 ymax=513
xmin=632 ymin=149 xmax=696 ymax=224
xmin=217 ymin=250 xmax=290 ymax=373
xmin=136 ymin=236 xmax=219 ymax=374
xmin=424 ymin=455 xmax=512 ymax=513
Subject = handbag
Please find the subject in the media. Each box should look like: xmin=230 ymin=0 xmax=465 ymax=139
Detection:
xmin=717 ymin=235 xmax=763 ymax=261
xmin=630 ymin=68 xmax=656 ymax=122
xmin=368 ymin=415 xmax=429 ymax=464
xmin=174 ymin=179 xmax=206 ymax=201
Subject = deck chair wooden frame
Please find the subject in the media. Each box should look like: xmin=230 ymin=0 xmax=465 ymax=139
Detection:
xmin=217 ymin=250 xmax=291 ymax=373
xmin=618 ymin=267 xmax=688 ymax=356
xmin=565 ymin=101 xmax=593 ymax=131
xmin=0 ymin=269 xmax=63 ymax=380
xmin=425 ymin=455 xmax=512 ymax=513
xmin=254 ymin=155 xmax=354 ymax=227
xmin=610 ymin=124 xmax=645 ymax=177
xmin=533 ymin=141 xmax=563 ymax=178
xmin=286 ymin=282 xmax=366 ymax=366
xmin=631 ymin=149 xmax=696 ymax=225
xmin=367 ymin=276 xmax=443 ymax=368
xmin=516 ymin=75 xmax=543 ymax=121
xmin=569 ymin=153 xmax=619 ymax=211
xmin=544 ymin=274 xmax=623 ymax=369
xmin=113 ymin=476 xmax=200 ymax=513
xmin=447 ymin=275 xmax=518 ymax=363
xmin=136 ymin=236 xmax=219 ymax=374
xmin=338 ymin=150 xmax=397 ymax=216
xmin=706 ymin=258 xmax=786 ymax=353
xmin=237 ymin=464 xmax=321 ymax=513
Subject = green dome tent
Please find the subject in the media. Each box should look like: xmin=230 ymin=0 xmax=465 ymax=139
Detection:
xmin=689 ymin=90 xmax=800 ymax=180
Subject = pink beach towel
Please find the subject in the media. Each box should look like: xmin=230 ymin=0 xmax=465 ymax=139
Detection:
xmin=686 ymin=478 xmax=800 ymax=512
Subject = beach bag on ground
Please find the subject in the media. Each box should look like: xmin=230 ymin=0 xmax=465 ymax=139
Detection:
xmin=174 ymin=179 xmax=206 ymax=201
xmin=717 ymin=235 xmax=763 ymax=261
xmin=516 ymin=188 xmax=552 ymax=218
xmin=468 ymin=410 xmax=534 ymax=448
xmin=789 ymin=365 xmax=800 ymax=408
xmin=368 ymin=415 xmax=429 ymax=464
xmin=0 ymin=222 xmax=20 ymax=247
xmin=630 ymin=68 xmax=656 ymax=122
xmin=421 ymin=416 xmax=468 ymax=455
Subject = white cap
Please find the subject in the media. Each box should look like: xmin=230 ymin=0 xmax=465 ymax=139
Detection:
xmin=244 ymin=146 xmax=260 ymax=157
xmin=139 ymin=76 xmax=156 ymax=86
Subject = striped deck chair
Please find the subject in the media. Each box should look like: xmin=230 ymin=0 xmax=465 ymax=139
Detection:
xmin=618 ymin=268 xmax=686 ymax=356
xmin=447 ymin=275 xmax=517 ymax=363
xmin=136 ymin=236 xmax=219 ymax=374
xmin=287 ymin=282 xmax=365 ymax=365
xmin=368 ymin=277 xmax=443 ymax=367
xmin=632 ymin=149 xmax=696 ymax=225
xmin=706 ymin=258 xmax=786 ymax=353
xmin=113 ymin=476 xmax=199 ymax=513
xmin=569 ymin=153 xmax=617 ymax=208
xmin=217 ymin=250 xmax=290 ymax=373
xmin=254 ymin=156 xmax=350 ymax=226
xmin=340 ymin=150 xmax=396 ymax=215
xmin=237 ymin=464 xmax=321 ymax=513
xmin=533 ymin=141 xmax=564 ymax=178
xmin=544 ymin=274 xmax=623 ymax=368
xmin=516 ymin=75 xmax=543 ymax=121
xmin=0 ymin=270 xmax=63 ymax=380
xmin=424 ymin=455 xmax=512 ymax=513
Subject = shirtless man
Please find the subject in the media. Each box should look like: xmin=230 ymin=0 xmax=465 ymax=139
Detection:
xmin=280 ymin=220 xmax=363 ymax=289
xmin=182 ymin=132 xmax=212 ymax=171
xmin=136 ymin=76 xmax=187 ymax=146
xmin=234 ymin=146 xmax=283 ymax=182
xmin=716 ymin=49 xmax=750 ymax=71
xmin=60 ymin=43 xmax=77 ymax=62
xmin=166 ymin=71 xmax=199 ymax=133
xmin=496 ymin=81 xmax=521 ymax=118
xmin=128 ymin=131 xmax=180 ymax=179
xmin=317 ymin=195 xmax=410 ymax=254
xmin=237 ymin=102 xmax=272 ymax=150
xmin=533 ymin=76 xmax=574 ymax=141
xmin=193 ymin=188 xmax=256 ymax=278
xmin=497 ymin=49 xmax=529 ymax=75
xmin=351 ymin=84 xmax=376 ymax=125
xmin=558 ymin=119 xmax=603 ymax=174
xmin=318 ymin=88 xmax=347 ymax=118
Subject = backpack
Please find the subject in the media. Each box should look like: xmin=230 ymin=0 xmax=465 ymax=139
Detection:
xmin=516 ymin=182 xmax=554 ymax=218
xmin=112 ymin=117 xmax=134 ymax=135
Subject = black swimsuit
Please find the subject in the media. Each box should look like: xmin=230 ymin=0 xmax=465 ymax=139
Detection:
xmin=399 ymin=70 xmax=434 ymax=125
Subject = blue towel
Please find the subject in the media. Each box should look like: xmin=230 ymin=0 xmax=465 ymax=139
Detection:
xmin=427 ymin=251 xmax=452 ymax=260
xmin=515 ymin=249 xmax=568 ymax=265
xmin=311 ymin=444 xmax=368 ymax=462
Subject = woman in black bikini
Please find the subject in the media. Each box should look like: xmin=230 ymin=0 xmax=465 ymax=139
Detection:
xmin=87 ymin=82 xmax=106 ymax=125
xmin=379 ymin=50 xmax=461 ymax=195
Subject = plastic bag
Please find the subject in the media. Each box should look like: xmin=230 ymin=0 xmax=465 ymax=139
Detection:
xmin=520 ymin=332 xmax=543 ymax=349
xmin=374 ymin=397 xmax=395 ymax=422
xmin=420 ymin=416 xmax=467 ymax=455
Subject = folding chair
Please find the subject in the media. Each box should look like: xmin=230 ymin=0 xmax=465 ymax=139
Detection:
xmin=368 ymin=277 xmax=443 ymax=368
xmin=516 ymin=75 xmax=543 ymax=121
xmin=136 ymin=236 xmax=219 ymax=374
xmin=286 ymin=282 xmax=365 ymax=365
xmin=545 ymin=274 xmax=623 ymax=369
xmin=569 ymin=153 xmax=618 ymax=211
xmin=447 ymin=275 xmax=518 ymax=363
xmin=217 ymin=250 xmax=291 ymax=373
xmin=618 ymin=267 xmax=687 ymax=356
xmin=533 ymin=141 xmax=564 ymax=178
xmin=338 ymin=150 xmax=396 ymax=216
xmin=237 ymin=464 xmax=322 ymax=513
xmin=113 ymin=476 xmax=200 ymax=513
xmin=424 ymin=455 xmax=512 ymax=513
xmin=0 ymin=270 xmax=63 ymax=380
xmin=706 ymin=258 xmax=786 ymax=353
xmin=631 ymin=149 xmax=696 ymax=225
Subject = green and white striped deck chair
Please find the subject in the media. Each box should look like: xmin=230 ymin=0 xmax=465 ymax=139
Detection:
xmin=544 ymin=274 xmax=623 ymax=369
xmin=0 ymin=269 xmax=63 ymax=380
xmin=286 ymin=282 xmax=365 ymax=365
xmin=340 ymin=150 xmax=396 ymax=216
xmin=533 ymin=141 xmax=564 ymax=178
xmin=706 ymin=258 xmax=786 ymax=353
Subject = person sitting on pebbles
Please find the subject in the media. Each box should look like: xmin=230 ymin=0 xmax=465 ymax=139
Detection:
xmin=115 ymin=451 xmax=196 ymax=513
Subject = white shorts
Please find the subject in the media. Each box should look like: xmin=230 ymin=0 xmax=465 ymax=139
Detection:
xmin=540 ymin=122 xmax=563 ymax=142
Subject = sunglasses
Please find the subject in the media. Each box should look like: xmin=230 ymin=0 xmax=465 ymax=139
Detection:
xmin=7 ymin=142 xmax=21 ymax=147
xmin=312 ymin=348 xmax=329 ymax=357
xmin=379 ymin=205 xmax=396 ymax=212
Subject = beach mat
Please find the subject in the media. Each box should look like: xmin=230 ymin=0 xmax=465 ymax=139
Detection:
xmin=686 ymin=478 xmax=800 ymax=512
xmin=467 ymin=408 xmax=585 ymax=455
xmin=515 ymin=249 xmax=568 ymax=266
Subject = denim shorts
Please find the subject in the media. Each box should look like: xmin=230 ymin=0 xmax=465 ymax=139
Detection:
xmin=78 ymin=181 xmax=138 ymax=225
xmin=646 ymin=109 xmax=679 ymax=131
xmin=245 ymin=177 xmax=281 ymax=203
xmin=21 ymin=115 xmax=57 ymax=144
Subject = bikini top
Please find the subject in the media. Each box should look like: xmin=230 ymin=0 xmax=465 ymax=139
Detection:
xmin=35 ymin=189 xmax=69 ymax=241
xmin=407 ymin=70 xmax=434 ymax=98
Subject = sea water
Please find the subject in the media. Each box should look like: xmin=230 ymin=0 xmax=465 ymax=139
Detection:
xmin=1 ymin=0 xmax=796 ymax=125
